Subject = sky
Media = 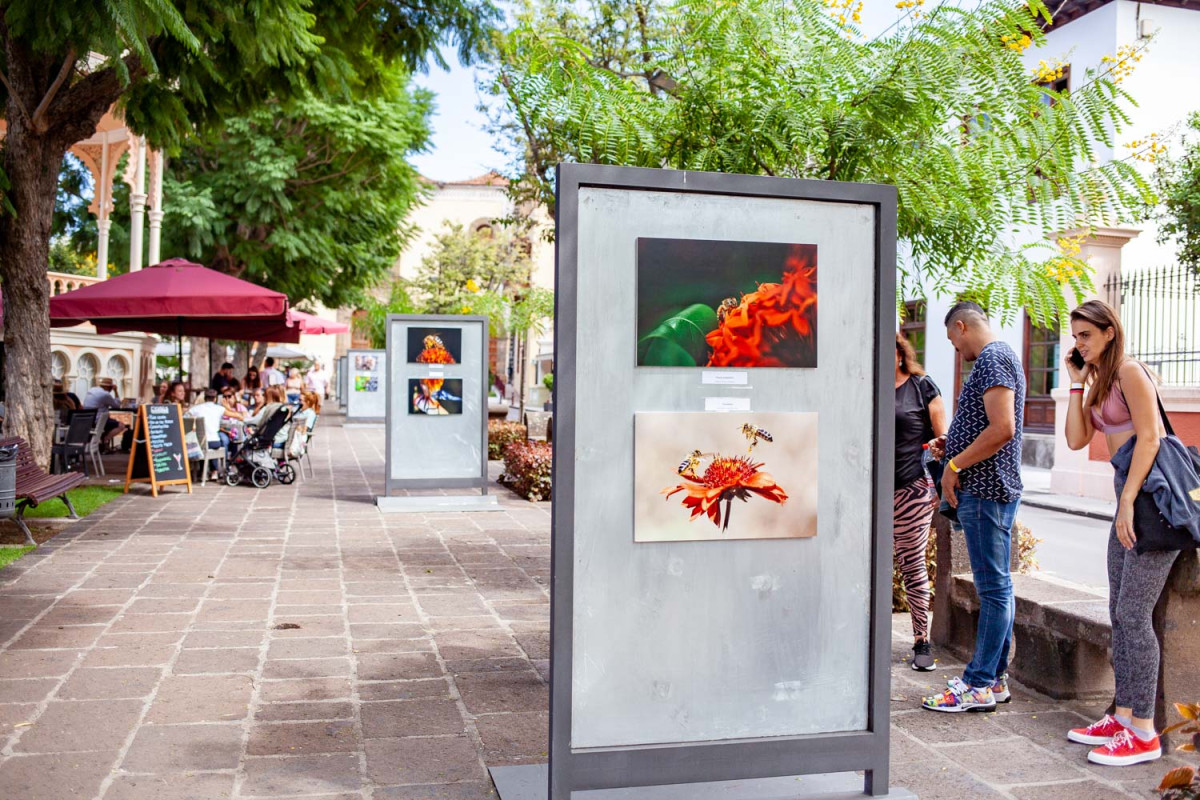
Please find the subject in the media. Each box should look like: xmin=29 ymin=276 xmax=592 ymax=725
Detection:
xmin=409 ymin=48 xmax=509 ymax=183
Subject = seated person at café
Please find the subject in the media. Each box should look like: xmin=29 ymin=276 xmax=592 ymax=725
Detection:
xmin=82 ymin=377 xmax=128 ymax=445
xmin=152 ymin=379 xmax=170 ymax=403
xmin=167 ymin=381 xmax=189 ymax=407
xmin=210 ymin=362 xmax=235 ymax=392
xmin=53 ymin=380 xmax=80 ymax=418
xmin=244 ymin=385 xmax=291 ymax=446
xmin=186 ymin=389 xmax=234 ymax=470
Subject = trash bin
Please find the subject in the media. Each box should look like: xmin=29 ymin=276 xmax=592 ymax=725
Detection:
xmin=0 ymin=442 xmax=17 ymax=520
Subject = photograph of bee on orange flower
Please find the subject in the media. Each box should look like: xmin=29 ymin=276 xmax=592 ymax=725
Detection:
xmin=636 ymin=412 xmax=818 ymax=543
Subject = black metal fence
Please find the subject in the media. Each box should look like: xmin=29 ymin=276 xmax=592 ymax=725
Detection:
xmin=1105 ymin=264 xmax=1200 ymax=386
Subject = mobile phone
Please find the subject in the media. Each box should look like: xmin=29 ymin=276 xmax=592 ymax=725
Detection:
xmin=1068 ymin=348 xmax=1085 ymax=370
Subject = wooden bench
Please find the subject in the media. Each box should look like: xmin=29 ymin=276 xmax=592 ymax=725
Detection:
xmin=0 ymin=436 xmax=86 ymax=546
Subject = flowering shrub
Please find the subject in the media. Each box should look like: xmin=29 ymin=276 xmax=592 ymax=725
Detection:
xmin=501 ymin=441 xmax=552 ymax=501
xmin=488 ymin=420 xmax=527 ymax=460
xmin=1158 ymin=703 xmax=1200 ymax=799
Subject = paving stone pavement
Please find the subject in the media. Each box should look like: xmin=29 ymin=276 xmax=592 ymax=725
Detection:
xmin=0 ymin=415 xmax=1191 ymax=800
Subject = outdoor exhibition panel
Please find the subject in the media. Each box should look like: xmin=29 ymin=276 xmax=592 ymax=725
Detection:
xmin=546 ymin=165 xmax=898 ymax=798
xmin=345 ymin=348 xmax=385 ymax=422
xmin=381 ymin=314 xmax=489 ymax=496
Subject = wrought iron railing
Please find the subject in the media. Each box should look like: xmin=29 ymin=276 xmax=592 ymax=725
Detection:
xmin=1105 ymin=264 xmax=1200 ymax=386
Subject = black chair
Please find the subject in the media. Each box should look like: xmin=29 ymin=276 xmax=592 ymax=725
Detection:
xmin=51 ymin=410 xmax=98 ymax=475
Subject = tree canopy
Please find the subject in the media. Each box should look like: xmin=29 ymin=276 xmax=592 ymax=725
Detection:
xmin=1 ymin=0 xmax=500 ymax=465
xmin=485 ymin=0 xmax=1156 ymax=323
xmin=410 ymin=221 xmax=534 ymax=314
xmin=161 ymin=76 xmax=432 ymax=308
xmin=1152 ymin=112 xmax=1200 ymax=275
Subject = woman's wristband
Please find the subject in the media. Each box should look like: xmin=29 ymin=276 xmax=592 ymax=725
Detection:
xmin=948 ymin=459 xmax=962 ymax=474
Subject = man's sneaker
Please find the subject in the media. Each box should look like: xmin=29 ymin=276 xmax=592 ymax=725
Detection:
xmin=1068 ymin=714 xmax=1126 ymax=746
xmin=1087 ymin=729 xmax=1162 ymax=766
xmin=921 ymin=677 xmax=997 ymax=713
xmin=991 ymin=673 xmax=1011 ymax=704
xmin=911 ymin=641 xmax=935 ymax=672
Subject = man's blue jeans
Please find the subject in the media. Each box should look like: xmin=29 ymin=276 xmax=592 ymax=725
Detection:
xmin=957 ymin=490 xmax=1020 ymax=689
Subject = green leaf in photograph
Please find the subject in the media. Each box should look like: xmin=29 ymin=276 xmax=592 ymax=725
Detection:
xmin=637 ymin=303 xmax=719 ymax=366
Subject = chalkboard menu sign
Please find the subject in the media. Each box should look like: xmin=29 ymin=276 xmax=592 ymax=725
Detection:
xmin=124 ymin=404 xmax=193 ymax=497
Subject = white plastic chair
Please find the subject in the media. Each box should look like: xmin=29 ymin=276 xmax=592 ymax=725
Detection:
xmin=194 ymin=418 xmax=227 ymax=486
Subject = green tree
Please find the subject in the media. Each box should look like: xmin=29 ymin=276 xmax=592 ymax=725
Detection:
xmin=354 ymin=282 xmax=419 ymax=349
xmin=0 ymin=0 xmax=498 ymax=464
xmin=1152 ymin=112 xmax=1200 ymax=275
xmin=410 ymin=222 xmax=533 ymax=313
xmin=486 ymin=0 xmax=1154 ymax=322
xmin=161 ymin=76 xmax=432 ymax=309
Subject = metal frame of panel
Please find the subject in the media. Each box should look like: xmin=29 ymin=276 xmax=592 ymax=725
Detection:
xmin=383 ymin=313 xmax=490 ymax=496
xmin=550 ymin=164 xmax=897 ymax=798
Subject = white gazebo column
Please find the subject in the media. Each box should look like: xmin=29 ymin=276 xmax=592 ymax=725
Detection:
xmin=146 ymin=150 xmax=164 ymax=266
xmin=96 ymin=138 xmax=111 ymax=279
xmin=128 ymin=136 xmax=147 ymax=272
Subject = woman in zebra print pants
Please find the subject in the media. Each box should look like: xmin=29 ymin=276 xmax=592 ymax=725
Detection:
xmin=894 ymin=334 xmax=947 ymax=671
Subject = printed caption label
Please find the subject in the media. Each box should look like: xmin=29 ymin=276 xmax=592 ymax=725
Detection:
xmin=704 ymin=397 xmax=752 ymax=412
xmin=702 ymin=371 xmax=748 ymax=386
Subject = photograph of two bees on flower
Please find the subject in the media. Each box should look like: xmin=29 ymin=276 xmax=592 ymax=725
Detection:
xmin=634 ymin=238 xmax=820 ymax=544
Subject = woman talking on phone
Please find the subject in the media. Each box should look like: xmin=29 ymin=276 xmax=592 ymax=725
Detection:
xmin=1061 ymin=300 xmax=1177 ymax=767
xmin=893 ymin=333 xmax=947 ymax=671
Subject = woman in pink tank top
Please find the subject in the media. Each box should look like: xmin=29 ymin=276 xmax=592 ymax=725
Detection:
xmin=1061 ymin=300 xmax=1174 ymax=767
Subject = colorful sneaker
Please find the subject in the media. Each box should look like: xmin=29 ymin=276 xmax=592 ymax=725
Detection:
xmin=911 ymin=641 xmax=935 ymax=672
xmin=921 ymin=677 xmax=996 ymax=713
xmin=991 ymin=673 xmax=1011 ymax=704
xmin=1087 ymin=729 xmax=1162 ymax=766
xmin=1068 ymin=714 xmax=1126 ymax=746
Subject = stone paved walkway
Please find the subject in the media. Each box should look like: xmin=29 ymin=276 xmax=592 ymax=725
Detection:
xmin=0 ymin=416 xmax=1191 ymax=800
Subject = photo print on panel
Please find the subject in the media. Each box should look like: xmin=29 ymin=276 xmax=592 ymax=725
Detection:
xmin=636 ymin=238 xmax=817 ymax=368
xmin=408 ymin=378 xmax=463 ymax=415
xmin=635 ymin=412 xmax=818 ymax=542
xmin=407 ymin=328 xmax=463 ymax=365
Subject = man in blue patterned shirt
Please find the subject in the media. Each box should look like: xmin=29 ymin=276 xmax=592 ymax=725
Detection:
xmin=922 ymin=301 xmax=1025 ymax=714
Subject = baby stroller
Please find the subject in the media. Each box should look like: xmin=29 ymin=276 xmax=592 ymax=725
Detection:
xmin=225 ymin=406 xmax=292 ymax=488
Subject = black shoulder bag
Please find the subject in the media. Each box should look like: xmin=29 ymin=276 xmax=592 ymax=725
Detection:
xmin=1129 ymin=390 xmax=1200 ymax=554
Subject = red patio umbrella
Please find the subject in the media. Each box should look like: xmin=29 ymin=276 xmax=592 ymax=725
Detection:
xmin=289 ymin=309 xmax=350 ymax=335
xmin=49 ymin=258 xmax=298 ymax=378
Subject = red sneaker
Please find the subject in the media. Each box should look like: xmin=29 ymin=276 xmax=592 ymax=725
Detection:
xmin=1067 ymin=714 xmax=1126 ymax=745
xmin=1087 ymin=729 xmax=1162 ymax=766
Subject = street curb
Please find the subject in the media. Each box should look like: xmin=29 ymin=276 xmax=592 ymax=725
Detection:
xmin=1021 ymin=496 xmax=1114 ymax=522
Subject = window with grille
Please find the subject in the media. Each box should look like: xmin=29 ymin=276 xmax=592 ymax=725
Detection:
xmin=901 ymin=300 xmax=927 ymax=368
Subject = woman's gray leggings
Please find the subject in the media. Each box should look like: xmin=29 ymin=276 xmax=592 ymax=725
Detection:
xmin=1107 ymin=527 xmax=1180 ymax=719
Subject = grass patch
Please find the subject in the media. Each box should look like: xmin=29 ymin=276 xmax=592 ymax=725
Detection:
xmin=21 ymin=486 xmax=123 ymax=519
xmin=0 ymin=546 xmax=35 ymax=570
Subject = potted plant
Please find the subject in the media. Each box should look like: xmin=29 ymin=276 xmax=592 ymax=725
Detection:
xmin=542 ymin=372 xmax=554 ymax=411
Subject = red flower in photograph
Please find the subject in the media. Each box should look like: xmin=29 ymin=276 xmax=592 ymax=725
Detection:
xmin=705 ymin=247 xmax=817 ymax=368
xmin=416 ymin=334 xmax=456 ymax=364
xmin=662 ymin=455 xmax=788 ymax=532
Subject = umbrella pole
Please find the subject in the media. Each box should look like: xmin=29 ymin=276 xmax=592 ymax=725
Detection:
xmin=177 ymin=317 xmax=184 ymax=383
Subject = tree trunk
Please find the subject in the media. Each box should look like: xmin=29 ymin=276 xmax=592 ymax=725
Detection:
xmin=250 ymin=341 xmax=269 ymax=370
xmin=207 ymin=339 xmax=225 ymax=379
xmin=233 ymin=342 xmax=251 ymax=378
xmin=0 ymin=121 xmax=69 ymax=468
xmin=187 ymin=336 xmax=209 ymax=391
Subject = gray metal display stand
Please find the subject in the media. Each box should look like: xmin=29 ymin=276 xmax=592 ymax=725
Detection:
xmin=376 ymin=314 xmax=498 ymax=513
xmin=492 ymin=165 xmax=904 ymax=800
xmin=345 ymin=348 xmax=385 ymax=423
